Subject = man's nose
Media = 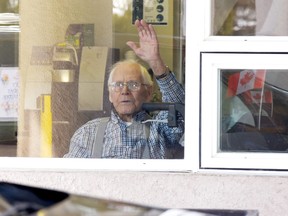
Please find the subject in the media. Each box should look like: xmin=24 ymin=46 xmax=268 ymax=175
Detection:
xmin=121 ymin=85 xmax=130 ymax=94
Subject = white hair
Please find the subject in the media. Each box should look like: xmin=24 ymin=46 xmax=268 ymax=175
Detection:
xmin=108 ymin=59 xmax=154 ymax=87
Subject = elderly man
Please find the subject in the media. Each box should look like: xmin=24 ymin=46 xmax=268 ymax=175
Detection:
xmin=64 ymin=20 xmax=184 ymax=159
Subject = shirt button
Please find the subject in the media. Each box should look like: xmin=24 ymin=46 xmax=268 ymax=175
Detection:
xmin=169 ymin=80 xmax=174 ymax=85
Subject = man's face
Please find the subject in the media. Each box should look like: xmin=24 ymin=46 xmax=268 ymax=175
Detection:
xmin=109 ymin=63 xmax=152 ymax=121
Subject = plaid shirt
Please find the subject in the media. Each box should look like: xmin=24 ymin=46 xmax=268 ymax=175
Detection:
xmin=64 ymin=72 xmax=184 ymax=159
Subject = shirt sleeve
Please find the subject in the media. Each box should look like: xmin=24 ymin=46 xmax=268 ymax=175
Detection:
xmin=156 ymin=72 xmax=185 ymax=104
xmin=155 ymin=72 xmax=185 ymax=155
xmin=156 ymin=111 xmax=184 ymax=146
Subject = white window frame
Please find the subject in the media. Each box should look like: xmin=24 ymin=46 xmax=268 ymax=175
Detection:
xmin=201 ymin=53 xmax=288 ymax=171
xmin=191 ymin=0 xmax=288 ymax=172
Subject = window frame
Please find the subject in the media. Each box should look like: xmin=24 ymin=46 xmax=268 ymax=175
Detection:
xmin=201 ymin=52 xmax=288 ymax=171
xmin=0 ymin=0 xmax=195 ymax=172
xmin=185 ymin=0 xmax=288 ymax=172
xmin=7 ymin=0 xmax=288 ymax=173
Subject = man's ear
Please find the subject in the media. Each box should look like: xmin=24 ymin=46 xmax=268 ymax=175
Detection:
xmin=146 ymin=86 xmax=153 ymax=101
xmin=109 ymin=92 xmax=113 ymax=103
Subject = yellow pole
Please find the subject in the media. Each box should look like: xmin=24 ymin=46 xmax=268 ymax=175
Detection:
xmin=40 ymin=94 xmax=52 ymax=157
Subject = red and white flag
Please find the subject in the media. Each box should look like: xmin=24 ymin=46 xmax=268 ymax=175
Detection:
xmin=251 ymin=90 xmax=272 ymax=104
xmin=227 ymin=70 xmax=266 ymax=97
xmin=243 ymin=90 xmax=273 ymax=104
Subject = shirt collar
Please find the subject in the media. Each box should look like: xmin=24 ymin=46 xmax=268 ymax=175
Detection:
xmin=110 ymin=109 xmax=150 ymax=124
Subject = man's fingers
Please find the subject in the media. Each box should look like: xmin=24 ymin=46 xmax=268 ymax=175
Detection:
xmin=148 ymin=24 xmax=156 ymax=38
xmin=126 ymin=41 xmax=137 ymax=51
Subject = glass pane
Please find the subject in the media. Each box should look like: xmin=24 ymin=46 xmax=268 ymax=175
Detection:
xmin=220 ymin=69 xmax=288 ymax=152
xmin=212 ymin=0 xmax=288 ymax=36
xmin=0 ymin=0 xmax=19 ymax=157
xmin=15 ymin=0 xmax=185 ymax=159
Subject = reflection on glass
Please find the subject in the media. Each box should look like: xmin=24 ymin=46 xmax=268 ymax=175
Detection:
xmin=1 ymin=0 xmax=186 ymax=159
xmin=213 ymin=0 xmax=288 ymax=36
xmin=0 ymin=0 xmax=19 ymax=157
xmin=213 ymin=0 xmax=256 ymax=35
xmin=220 ymin=69 xmax=288 ymax=152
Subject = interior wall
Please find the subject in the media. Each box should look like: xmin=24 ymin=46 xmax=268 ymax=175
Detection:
xmin=18 ymin=0 xmax=113 ymax=156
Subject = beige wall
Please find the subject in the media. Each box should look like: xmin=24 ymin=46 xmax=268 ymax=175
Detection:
xmin=1 ymin=170 xmax=288 ymax=216
xmin=18 ymin=0 xmax=113 ymax=156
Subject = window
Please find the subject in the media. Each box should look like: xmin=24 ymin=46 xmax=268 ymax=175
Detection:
xmin=0 ymin=0 xmax=189 ymax=171
xmin=212 ymin=0 xmax=256 ymax=36
xmin=212 ymin=0 xmax=288 ymax=36
xmin=201 ymin=53 xmax=288 ymax=170
xmin=186 ymin=0 xmax=288 ymax=171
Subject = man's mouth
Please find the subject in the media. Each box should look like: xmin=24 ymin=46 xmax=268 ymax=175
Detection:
xmin=120 ymin=100 xmax=133 ymax=103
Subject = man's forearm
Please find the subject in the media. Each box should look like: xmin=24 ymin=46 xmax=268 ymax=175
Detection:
xmin=157 ymin=72 xmax=185 ymax=103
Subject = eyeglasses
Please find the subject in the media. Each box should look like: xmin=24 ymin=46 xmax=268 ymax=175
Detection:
xmin=109 ymin=81 xmax=149 ymax=92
